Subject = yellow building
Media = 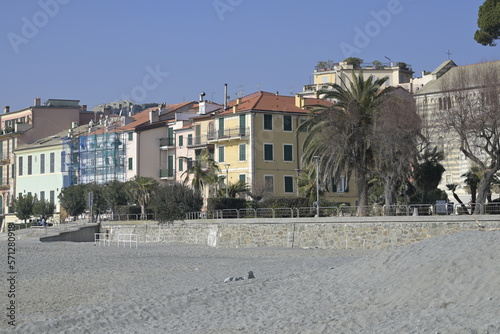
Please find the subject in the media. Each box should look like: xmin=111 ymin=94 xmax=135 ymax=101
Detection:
xmin=186 ymin=91 xmax=357 ymax=205
xmin=300 ymin=60 xmax=414 ymax=98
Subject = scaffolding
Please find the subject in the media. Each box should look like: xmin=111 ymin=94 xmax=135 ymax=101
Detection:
xmin=67 ymin=131 xmax=127 ymax=185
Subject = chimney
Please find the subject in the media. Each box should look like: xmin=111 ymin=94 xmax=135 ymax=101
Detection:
xmin=149 ymin=110 xmax=159 ymax=124
xmin=236 ymin=97 xmax=242 ymax=105
xmin=295 ymin=94 xmax=304 ymax=108
xmin=81 ymin=105 xmax=87 ymax=111
xmin=4 ymin=106 xmax=9 ymax=113
xmin=232 ymin=105 xmax=237 ymax=113
xmin=34 ymin=98 xmax=41 ymax=106
xmin=71 ymin=121 xmax=78 ymax=129
xmin=224 ymin=84 xmax=228 ymax=110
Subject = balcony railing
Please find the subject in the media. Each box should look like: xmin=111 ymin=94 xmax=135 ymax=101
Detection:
xmin=159 ymin=168 xmax=175 ymax=178
xmin=159 ymin=137 xmax=175 ymax=148
xmin=208 ymin=127 xmax=249 ymax=142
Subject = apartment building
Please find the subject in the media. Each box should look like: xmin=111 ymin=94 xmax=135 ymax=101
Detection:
xmin=300 ymin=60 xmax=414 ymax=98
xmin=0 ymin=98 xmax=92 ymax=217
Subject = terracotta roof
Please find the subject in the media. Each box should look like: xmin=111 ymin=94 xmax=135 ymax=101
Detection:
xmin=217 ymin=91 xmax=332 ymax=116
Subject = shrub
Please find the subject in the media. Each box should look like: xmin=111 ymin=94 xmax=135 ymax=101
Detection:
xmin=259 ymin=197 xmax=309 ymax=209
xmin=149 ymin=182 xmax=202 ymax=223
xmin=207 ymin=198 xmax=247 ymax=211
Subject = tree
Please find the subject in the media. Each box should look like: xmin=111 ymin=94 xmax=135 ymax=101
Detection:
xmin=372 ymin=88 xmax=421 ymax=206
xmin=219 ymin=180 xmax=248 ymax=198
xmin=103 ymin=180 xmax=129 ymax=219
xmin=439 ymin=61 xmax=500 ymax=213
xmin=126 ymin=176 xmax=158 ymax=219
xmin=12 ymin=194 xmax=35 ymax=222
xmin=474 ymin=0 xmax=500 ymax=46
xmin=412 ymin=146 xmax=446 ymax=204
xmin=344 ymin=57 xmax=363 ymax=68
xmin=32 ymin=199 xmax=56 ymax=219
xmin=181 ymin=149 xmax=220 ymax=196
xmin=149 ymin=182 xmax=203 ymax=223
xmin=297 ymin=165 xmax=325 ymax=205
xmin=300 ymin=71 xmax=390 ymax=214
xmin=86 ymin=183 xmax=108 ymax=223
xmin=58 ymin=184 xmax=87 ymax=217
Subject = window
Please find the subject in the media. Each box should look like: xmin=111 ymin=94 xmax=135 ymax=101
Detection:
xmin=218 ymin=118 xmax=225 ymax=137
xmin=239 ymin=114 xmax=246 ymax=136
xmin=195 ymin=125 xmax=201 ymax=145
xmin=128 ymin=132 xmax=133 ymax=141
xmin=283 ymin=144 xmax=293 ymax=162
xmin=283 ymin=115 xmax=292 ymax=131
xmin=61 ymin=152 xmax=66 ymax=172
xmin=178 ymin=135 xmax=184 ymax=147
xmin=128 ymin=158 xmax=133 ymax=170
xmin=263 ymin=114 xmax=273 ymax=130
xmin=239 ymin=174 xmax=246 ymax=183
xmin=178 ymin=158 xmax=184 ymax=172
xmin=284 ymin=176 xmax=294 ymax=193
xmin=332 ymin=176 xmax=346 ymax=193
xmin=0 ymin=166 xmax=2 ymax=185
xmin=187 ymin=134 xmax=193 ymax=146
xmin=219 ymin=146 xmax=225 ymax=162
xmin=264 ymin=144 xmax=274 ymax=161
xmin=18 ymin=157 xmax=23 ymax=176
xmin=239 ymin=144 xmax=246 ymax=161
xmin=264 ymin=175 xmax=274 ymax=193
xmin=28 ymin=155 xmax=32 ymax=175
xmin=40 ymin=191 xmax=45 ymax=202
xmin=50 ymin=190 xmax=55 ymax=204
xmin=50 ymin=153 xmax=55 ymax=173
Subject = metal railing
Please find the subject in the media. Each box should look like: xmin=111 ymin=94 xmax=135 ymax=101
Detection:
xmin=185 ymin=203 xmax=494 ymax=220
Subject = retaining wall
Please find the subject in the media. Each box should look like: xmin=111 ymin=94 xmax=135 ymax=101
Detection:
xmin=39 ymin=224 xmax=100 ymax=242
xmin=100 ymin=216 xmax=500 ymax=250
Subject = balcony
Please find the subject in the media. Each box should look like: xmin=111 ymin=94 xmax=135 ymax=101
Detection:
xmin=207 ymin=127 xmax=249 ymax=142
xmin=159 ymin=137 xmax=175 ymax=149
xmin=160 ymin=168 xmax=175 ymax=179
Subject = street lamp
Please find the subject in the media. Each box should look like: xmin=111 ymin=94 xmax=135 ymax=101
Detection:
xmin=224 ymin=164 xmax=230 ymax=198
xmin=313 ymin=156 xmax=320 ymax=218
xmin=294 ymin=168 xmax=301 ymax=197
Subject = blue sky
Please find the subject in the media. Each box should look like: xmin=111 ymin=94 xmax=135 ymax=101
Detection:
xmin=1 ymin=0 xmax=497 ymax=112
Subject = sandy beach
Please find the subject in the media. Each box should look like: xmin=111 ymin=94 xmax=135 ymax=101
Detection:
xmin=2 ymin=230 xmax=499 ymax=333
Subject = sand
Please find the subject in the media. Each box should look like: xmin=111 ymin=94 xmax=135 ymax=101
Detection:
xmin=1 ymin=231 xmax=499 ymax=333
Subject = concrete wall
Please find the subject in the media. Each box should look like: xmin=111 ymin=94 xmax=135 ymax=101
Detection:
xmin=100 ymin=216 xmax=500 ymax=250
xmin=39 ymin=224 xmax=100 ymax=242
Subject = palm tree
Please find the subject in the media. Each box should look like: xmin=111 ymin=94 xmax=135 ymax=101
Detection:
xmin=462 ymin=166 xmax=481 ymax=205
xmin=219 ymin=180 xmax=248 ymax=198
xmin=299 ymin=71 xmax=390 ymax=214
xmin=181 ymin=149 xmax=220 ymax=197
xmin=412 ymin=146 xmax=446 ymax=204
xmin=297 ymin=165 xmax=324 ymax=205
xmin=126 ymin=176 xmax=158 ymax=219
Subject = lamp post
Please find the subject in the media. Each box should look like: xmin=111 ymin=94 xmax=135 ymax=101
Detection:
xmin=224 ymin=164 xmax=230 ymax=198
xmin=313 ymin=156 xmax=320 ymax=218
xmin=294 ymin=168 xmax=301 ymax=197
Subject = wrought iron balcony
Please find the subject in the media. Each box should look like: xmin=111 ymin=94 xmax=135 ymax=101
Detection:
xmin=160 ymin=168 xmax=175 ymax=179
xmin=207 ymin=127 xmax=249 ymax=142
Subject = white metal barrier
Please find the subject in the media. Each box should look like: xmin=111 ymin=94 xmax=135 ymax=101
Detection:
xmin=117 ymin=233 xmax=138 ymax=248
xmin=95 ymin=232 xmax=111 ymax=246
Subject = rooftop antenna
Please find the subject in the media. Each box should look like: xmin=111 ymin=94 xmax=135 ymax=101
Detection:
xmin=289 ymin=87 xmax=294 ymax=95
xmin=224 ymin=84 xmax=228 ymax=109
xmin=446 ymin=50 xmax=452 ymax=59
xmin=257 ymin=83 xmax=262 ymax=91
xmin=384 ymin=56 xmax=393 ymax=67
xmin=236 ymin=85 xmax=244 ymax=98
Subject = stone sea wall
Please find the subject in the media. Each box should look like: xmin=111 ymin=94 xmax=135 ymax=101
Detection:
xmin=100 ymin=215 xmax=500 ymax=250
